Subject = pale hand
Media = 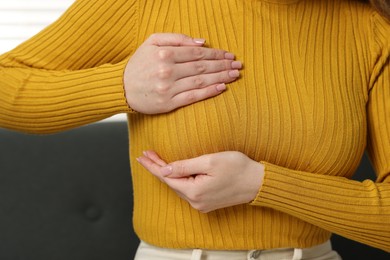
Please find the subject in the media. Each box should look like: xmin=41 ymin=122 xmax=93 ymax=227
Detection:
xmin=124 ymin=33 xmax=242 ymax=114
xmin=136 ymin=150 xmax=264 ymax=213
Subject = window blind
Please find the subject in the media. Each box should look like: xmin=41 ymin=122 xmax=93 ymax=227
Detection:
xmin=0 ymin=0 xmax=75 ymax=54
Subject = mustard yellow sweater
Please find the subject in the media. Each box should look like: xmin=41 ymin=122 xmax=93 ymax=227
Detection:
xmin=1 ymin=0 xmax=389 ymax=252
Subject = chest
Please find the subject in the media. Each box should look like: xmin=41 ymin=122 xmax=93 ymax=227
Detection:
xmin=132 ymin=0 xmax=369 ymax=176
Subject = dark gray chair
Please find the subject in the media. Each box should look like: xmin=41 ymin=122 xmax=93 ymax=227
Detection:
xmin=0 ymin=122 xmax=388 ymax=259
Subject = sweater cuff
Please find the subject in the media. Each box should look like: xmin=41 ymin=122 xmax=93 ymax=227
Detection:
xmin=94 ymin=60 xmax=137 ymax=114
xmin=115 ymin=58 xmax=139 ymax=114
xmin=249 ymin=161 xmax=362 ymax=216
xmin=250 ymin=161 xmax=318 ymax=208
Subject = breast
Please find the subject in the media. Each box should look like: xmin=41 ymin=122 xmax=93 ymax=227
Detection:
xmin=129 ymin=70 xmax=367 ymax=179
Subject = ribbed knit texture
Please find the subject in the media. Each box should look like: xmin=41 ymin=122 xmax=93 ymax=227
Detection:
xmin=0 ymin=1 xmax=137 ymax=133
xmin=1 ymin=0 xmax=389 ymax=252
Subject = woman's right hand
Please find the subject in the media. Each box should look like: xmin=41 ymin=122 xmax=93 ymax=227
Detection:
xmin=124 ymin=33 xmax=242 ymax=114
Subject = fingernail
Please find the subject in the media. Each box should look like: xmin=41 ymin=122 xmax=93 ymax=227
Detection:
xmin=143 ymin=151 xmax=148 ymax=156
xmin=231 ymin=61 xmax=242 ymax=69
xmin=136 ymin=157 xmax=141 ymax=163
xmin=228 ymin=70 xmax=240 ymax=78
xmin=161 ymin=165 xmax=173 ymax=176
xmin=193 ymin=38 xmax=206 ymax=44
xmin=225 ymin=52 xmax=235 ymax=59
xmin=216 ymin=83 xmax=226 ymax=92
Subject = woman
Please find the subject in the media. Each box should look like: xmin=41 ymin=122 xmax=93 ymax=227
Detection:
xmin=1 ymin=0 xmax=389 ymax=259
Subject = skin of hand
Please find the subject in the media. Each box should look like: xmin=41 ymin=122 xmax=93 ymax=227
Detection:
xmin=136 ymin=150 xmax=265 ymax=213
xmin=124 ymin=33 xmax=242 ymax=114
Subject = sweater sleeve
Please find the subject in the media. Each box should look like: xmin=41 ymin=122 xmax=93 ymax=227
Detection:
xmin=0 ymin=0 xmax=139 ymax=134
xmin=250 ymin=13 xmax=390 ymax=252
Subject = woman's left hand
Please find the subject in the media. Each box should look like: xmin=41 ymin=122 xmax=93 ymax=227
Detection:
xmin=137 ymin=150 xmax=265 ymax=213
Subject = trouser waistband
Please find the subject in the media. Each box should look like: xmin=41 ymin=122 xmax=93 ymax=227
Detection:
xmin=135 ymin=240 xmax=341 ymax=260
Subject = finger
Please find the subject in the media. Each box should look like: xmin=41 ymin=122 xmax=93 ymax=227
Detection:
xmin=162 ymin=155 xmax=210 ymax=178
xmin=165 ymin=46 xmax=235 ymax=63
xmin=136 ymin=155 xmax=166 ymax=182
xmin=170 ymin=82 xmax=232 ymax=109
xmin=173 ymin=69 xmax=240 ymax=93
xmin=146 ymin=33 xmax=205 ymax=47
xmin=143 ymin=150 xmax=167 ymax=167
xmin=174 ymin=60 xmax=242 ymax=80
xmin=172 ymin=84 xmax=227 ymax=108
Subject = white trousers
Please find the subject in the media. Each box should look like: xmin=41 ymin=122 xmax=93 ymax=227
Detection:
xmin=134 ymin=240 xmax=342 ymax=260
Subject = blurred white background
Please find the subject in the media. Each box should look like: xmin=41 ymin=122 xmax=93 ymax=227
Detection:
xmin=0 ymin=0 xmax=126 ymax=122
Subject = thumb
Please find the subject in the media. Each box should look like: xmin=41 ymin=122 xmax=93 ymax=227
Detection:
xmin=161 ymin=156 xmax=208 ymax=178
xmin=146 ymin=33 xmax=205 ymax=47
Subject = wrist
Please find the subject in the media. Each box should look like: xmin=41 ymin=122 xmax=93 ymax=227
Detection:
xmin=246 ymin=161 xmax=265 ymax=203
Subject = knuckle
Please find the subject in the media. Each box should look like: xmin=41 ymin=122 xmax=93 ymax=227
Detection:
xmin=214 ymin=61 xmax=226 ymax=71
xmin=155 ymin=83 xmax=170 ymax=95
xmin=203 ymin=155 xmax=216 ymax=170
xmin=204 ymin=153 xmax=225 ymax=170
xmin=193 ymin=76 xmax=205 ymax=88
xmin=156 ymin=65 xmax=173 ymax=79
xmin=195 ymin=63 xmax=207 ymax=73
xmin=219 ymin=71 xmax=232 ymax=82
xmin=184 ymin=91 xmax=197 ymax=103
xmin=176 ymin=163 xmax=187 ymax=176
xmin=157 ymin=49 xmax=174 ymax=61
xmin=179 ymin=33 xmax=190 ymax=42
xmin=223 ymin=60 xmax=232 ymax=70
xmin=210 ymin=49 xmax=218 ymax=59
xmin=192 ymin=47 xmax=205 ymax=59
xmin=148 ymin=33 xmax=160 ymax=43
xmin=177 ymin=162 xmax=193 ymax=177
